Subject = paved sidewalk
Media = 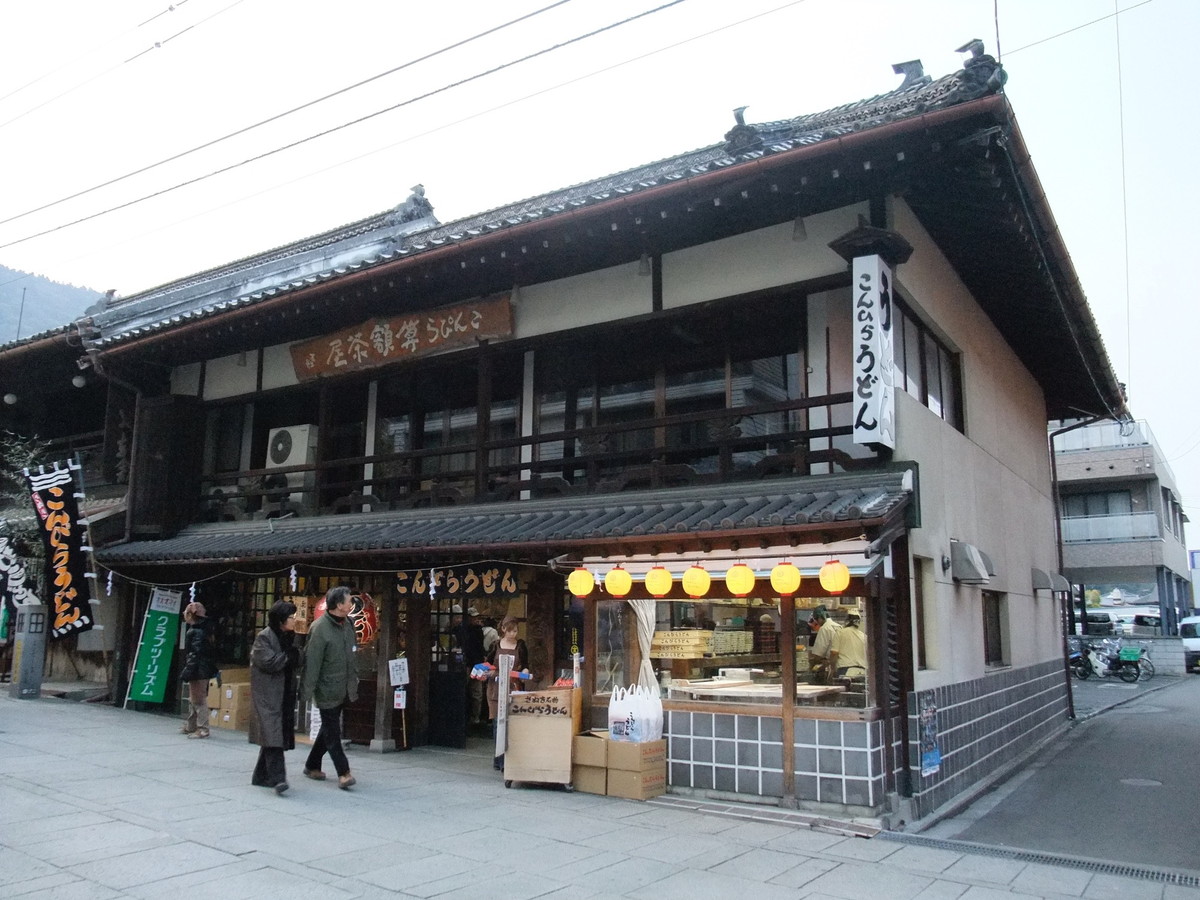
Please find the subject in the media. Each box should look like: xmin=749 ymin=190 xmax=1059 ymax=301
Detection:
xmin=2 ymin=693 xmax=1198 ymax=900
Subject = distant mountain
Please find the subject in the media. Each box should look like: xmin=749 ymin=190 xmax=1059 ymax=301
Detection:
xmin=0 ymin=265 xmax=103 ymax=344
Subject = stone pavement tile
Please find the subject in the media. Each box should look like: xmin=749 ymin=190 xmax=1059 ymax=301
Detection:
xmin=521 ymin=807 xmax=624 ymax=842
xmin=823 ymin=835 xmax=904 ymax=863
xmin=959 ymin=886 xmax=1053 ymax=900
xmin=131 ymin=863 xmax=361 ymax=900
xmin=327 ymin=878 xmax=425 ymax=900
xmin=1 ymin=810 xmax=112 ymax=844
xmin=0 ymin=846 xmax=62 ymax=887
xmin=354 ymin=851 xmax=478 ymax=892
xmin=405 ymin=867 xmax=569 ymax=899
xmin=882 ymin=843 xmax=967 ymax=875
xmin=1164 ymin=886 xmax=1200 ymax=900
xmin=555 ymin=854 xmax=680 ymax=894
xmin=66 ymin=840 xmax=242 ymax=890
xmin=766 ymin=855 xmax=840 ymax=889
xmin=802 ymin=860 xmax=934 ymax=899
xmin=204 ymin=821 xmax=395 ymax=864
xmin=940 ymin=854 xmax=1025 ymax=886
xmin=709 ymin=846 xmax=812 ymax=882
xmin=548 ymin=848 xmax=627 ymax=879
xmin=577 ymin=822 xmax=673 ymax=855
xmin=1009 ymin=861 xmax=1093 ymax=897
xmin=712 ymin=818 xmax=803 ymax=844
xmin=630 ymin=832 xmax=748 ymax=868
xmin=618 ymin=806 xmax=740 ymax=835
xmin=309 ymin=842 xmax=439 ymax=877
xmin=763 ymin=826 xmax=848 ymax=855
xmin=628 ymin=866 xmax=807 ymax=900
xmin=911 ymin=878 xmax=969 ymax=899
xmin=6 ymin=872 xmax=89 ymax=897
xmin=0 ymin=787 xmax=88 ymax=824
xmin=1083 ymin=873 xmax=1169 ymax=899
xmin=18 ymin=819 xmax=174 ymax=868
xmin=9 ymin=878 xmax=129 ymax=900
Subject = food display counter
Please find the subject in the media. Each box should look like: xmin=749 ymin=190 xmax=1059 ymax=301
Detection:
xmin=667 ymin=678 xmax=845 ymax=704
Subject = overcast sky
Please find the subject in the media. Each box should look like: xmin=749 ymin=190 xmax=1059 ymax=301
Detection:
xmin=2 ymin=0 xmax=1197 ymax=530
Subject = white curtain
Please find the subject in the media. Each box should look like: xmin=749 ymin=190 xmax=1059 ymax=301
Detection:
xmin=628 ymin=598 xmax=657 ymax=691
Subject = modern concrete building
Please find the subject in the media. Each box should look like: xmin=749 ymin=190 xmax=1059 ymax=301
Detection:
xmin=1053 ymin=418 xmax=1192 ymax=633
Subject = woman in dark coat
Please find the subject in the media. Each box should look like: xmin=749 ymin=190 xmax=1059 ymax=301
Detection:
xmin=179 ymin=602 xmax=218 ymax=738
xmin=249 ymin=600 xmax=300 ymax=794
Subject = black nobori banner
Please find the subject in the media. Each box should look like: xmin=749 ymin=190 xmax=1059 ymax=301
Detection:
xmin=27 ymin=466 xmax=93 ymax=639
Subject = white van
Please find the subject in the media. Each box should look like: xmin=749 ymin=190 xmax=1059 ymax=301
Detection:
xmin=1180 ymin=616 xmax=1200 ymax=671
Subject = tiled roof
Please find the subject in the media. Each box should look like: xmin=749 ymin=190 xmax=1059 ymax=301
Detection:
xmin=95 ymin=471 xmax=913 ymax=567
xmin=86 ymin=56 xmax=1004 ymax=349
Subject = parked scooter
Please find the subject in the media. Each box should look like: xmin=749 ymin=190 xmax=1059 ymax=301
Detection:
xmin=1069 ymin=637 xmax=1140 ymax=682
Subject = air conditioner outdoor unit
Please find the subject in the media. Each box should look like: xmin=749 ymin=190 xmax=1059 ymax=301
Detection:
xmin=264 ymin=424 xmax=318 ymax=508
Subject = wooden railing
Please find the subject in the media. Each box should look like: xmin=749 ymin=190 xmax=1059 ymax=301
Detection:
xmin=196 ymin=393 xmax=881 ymax=522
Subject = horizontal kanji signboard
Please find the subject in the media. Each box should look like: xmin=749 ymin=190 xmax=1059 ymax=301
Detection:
xmin=289 ymin=294 xmax=512 ymax=381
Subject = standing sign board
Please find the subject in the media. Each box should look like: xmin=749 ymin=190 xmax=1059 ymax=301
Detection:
xmin=125 ymin=588 xmax=183 ymax=706
xmin=9 ymin=605 xmax=47 ymax=699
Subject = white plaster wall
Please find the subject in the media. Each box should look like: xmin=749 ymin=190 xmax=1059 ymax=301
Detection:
xmin=662 ymin=204 xmax=865 ymax=308
xmin=171 ymin=362 xmax=203 ymax=397
xmin=890 ymin=199 xmax=1062 ymax=686
xmin=514 ymin=260 xmax=650 ymax=340
xmin=261 ymin=343 xmax=300 ymax=392
xmin=202 ymin=351 xmax=258 ymax=400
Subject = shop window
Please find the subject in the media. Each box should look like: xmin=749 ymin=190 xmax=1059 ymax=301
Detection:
xmin=982 ymin=590 xmax=1007 ymax=667
xmin=593 ymin=595 xmax=869 ymax=710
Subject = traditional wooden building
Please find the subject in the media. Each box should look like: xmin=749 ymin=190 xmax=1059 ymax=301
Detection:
xmin=4 ymin=43 xmax=1128 ymax=821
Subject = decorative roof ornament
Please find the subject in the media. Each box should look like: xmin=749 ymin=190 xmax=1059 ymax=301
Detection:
xmin=386 ymin=184 xmax=437 ymax=228
xmin=954 ymin=38 xmax=1007 ymax=96
xmin=723 ymin=106 xmax=762 ymax=154
xmin=892 ymin=60 xmax=929 ymax=90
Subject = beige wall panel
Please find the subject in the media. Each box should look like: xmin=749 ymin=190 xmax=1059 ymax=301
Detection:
xmin=515 ymin=261 xmax=649 ymax=340
xmin=171 ymin=362 xmax=202 ymax=396
xmin=202 ymin=352 xmax=258 ymax=400
xmin=662 ymin=204 xmax=865 ymax=309
xmin=261 ymin=343 xmax=300 ymax=392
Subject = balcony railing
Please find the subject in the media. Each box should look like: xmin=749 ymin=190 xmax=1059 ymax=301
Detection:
xmin=1060 ymin=512 xmax=1161 ymax=543
xmin=197 ymin=393 xmax=885 ymax=522
xmin=1053 ymin=419 xmax=1176 ymax=485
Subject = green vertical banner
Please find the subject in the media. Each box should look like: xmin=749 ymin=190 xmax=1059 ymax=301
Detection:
xmin=126 ymin=587 xmax=184 ymax=705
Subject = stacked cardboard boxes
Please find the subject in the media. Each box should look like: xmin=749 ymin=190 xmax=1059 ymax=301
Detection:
xmin=218 ymin=682 xmax=252 ymax=730
xmin=570 ymin=731 xmax=667 ymax=800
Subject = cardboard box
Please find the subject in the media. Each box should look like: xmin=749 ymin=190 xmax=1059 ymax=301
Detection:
xmin=572 ymin=765 xmax=607 ymax=795
xmin=607 ymin=738 xmax=667 ymax=772
xmin=221 ymin=682 xmax=251 ymax=711
xmin=205 ymin=678 xmax=220 ymax=709
xmin=606 ymin=766 xmax=666 ymax=800
xmin=219 ymin=667 xmax=251 ymax=685
xmin=572 ymin=731 xmax=608 ymax=768
xmin=219 ymin=706 xmax=250 ymax=730
xmin=208 ymin=707 xmax=220 ymax=728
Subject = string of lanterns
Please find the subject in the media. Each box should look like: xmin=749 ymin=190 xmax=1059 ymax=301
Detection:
xmin=566 ymin=558 xmax=851 ymax=599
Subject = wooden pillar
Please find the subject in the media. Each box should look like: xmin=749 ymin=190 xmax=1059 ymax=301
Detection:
xmin=407 ymin=589 xmax=431 ymax=746
xmin=779 ymin=593 xmax=797 ymax=806
xmin=368 ymin=592 xmax=396 ymax=752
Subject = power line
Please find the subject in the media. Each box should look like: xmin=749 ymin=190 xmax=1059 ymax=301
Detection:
xmin=1004 ymin=0 xmax=1154 ymax=56
xmin=0 ymin=0 xmax=690 ymax=254
xmin=0 ymin=0 xmax=808 ymax=298
xmin=0 ymin=0 xmax=192 ymax=107
xmin=0 ymin=0 xmax=248 ymax=131
xmin=0 ymin=0 xmax=578 ymax=228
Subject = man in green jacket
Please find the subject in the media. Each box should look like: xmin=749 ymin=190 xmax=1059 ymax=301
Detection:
xmin=302 ymin=585 xmax=359 ymax=789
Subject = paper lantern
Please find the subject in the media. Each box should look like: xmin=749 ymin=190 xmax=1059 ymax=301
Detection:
xmin=567 ymin=567 xmax=595 ymax=598
xmin=725 ymin=562 xmax=755 ymax=597
xmin=770 ymin=561 xmax=802 ymax=597
xmin=682 ymin=564 xmax=711 ymax=599
xmin=819 ymin=559 xmax=851 ymax=594
xmin=644 ymin=565 xmax=673 ymax=598
xmin=604 ymin=565 xmax=632 ymax=598
xmin=350 ymin=592 xmax=379 ymax=645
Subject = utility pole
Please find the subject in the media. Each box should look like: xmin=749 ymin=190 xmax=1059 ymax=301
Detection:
xmin=14 ymin=287 xmax=26 ymax=340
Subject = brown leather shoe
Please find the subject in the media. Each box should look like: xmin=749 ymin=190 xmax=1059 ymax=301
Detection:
xmin=338 ymin=772 xmax=356 ymax=790
xmin=303 ymin=768 xmax=327 ymax=781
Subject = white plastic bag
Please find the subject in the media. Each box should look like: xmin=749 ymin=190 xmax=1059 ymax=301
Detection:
xmin=608 ymin=686 xmax=632 ymax=741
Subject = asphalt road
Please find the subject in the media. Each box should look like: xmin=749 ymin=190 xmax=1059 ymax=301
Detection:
xmin=922 ymin=674 xmax=1199 ymax=874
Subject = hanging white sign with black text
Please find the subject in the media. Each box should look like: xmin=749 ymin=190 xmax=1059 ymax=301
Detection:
xmin=851 ymin=254 xmax=896 ymax=448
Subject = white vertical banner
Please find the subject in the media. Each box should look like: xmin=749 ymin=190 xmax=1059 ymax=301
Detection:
xmin=851 ymin=254 xmax=896 ymax=448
